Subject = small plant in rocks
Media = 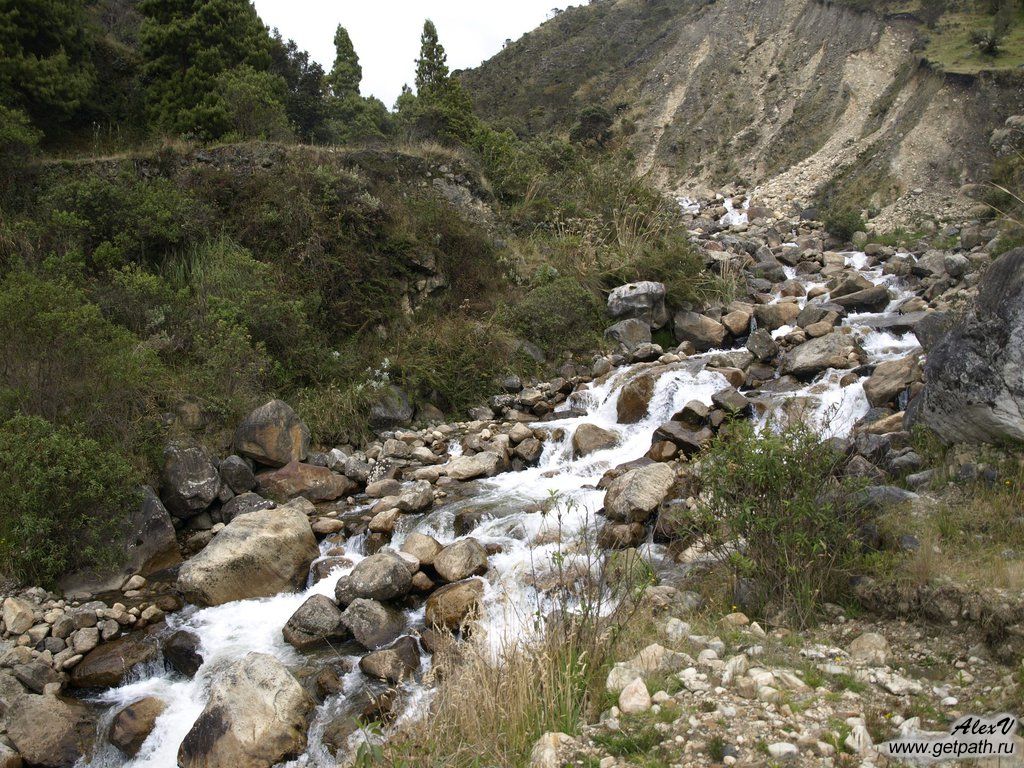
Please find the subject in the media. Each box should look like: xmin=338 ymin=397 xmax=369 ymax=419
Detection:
xmin=688 ymin=421 xmax=871 ymax=627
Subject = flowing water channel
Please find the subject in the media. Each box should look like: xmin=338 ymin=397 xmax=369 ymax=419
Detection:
xmin=80 ymin=234 xmax=921 ymax=767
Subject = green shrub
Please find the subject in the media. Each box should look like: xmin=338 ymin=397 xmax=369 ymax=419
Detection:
xmin=0 ymin=415 xmax=139 ymax=587
xmin=688 ymin=421 xmax=870 ymax=627
xmin=0 ymin=270 xmax=167 ymax=448
xmin=215 ymin=66 xmax=294 ymax=141
xmin=822 ymin=207 xmax=866 ymax=243
xmin=500 ymin=276 xmax=604 ymax=355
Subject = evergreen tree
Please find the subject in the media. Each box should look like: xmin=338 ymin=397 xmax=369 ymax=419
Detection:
xmin=139 ymin=0 xmax=275 ymax=138
xmin=270 ymin=31 xmax=328 ymax=141
xmin=0 ymin=0 xmax=96 ymax=137
xmin=414 ymin=19 xmax=449 ymax=95
xmin=326 ymin=25 xmax=361 ymax=97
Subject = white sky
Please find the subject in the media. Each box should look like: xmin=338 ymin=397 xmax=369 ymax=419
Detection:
xmin=252 ymin=0 xmax=568 ymax=108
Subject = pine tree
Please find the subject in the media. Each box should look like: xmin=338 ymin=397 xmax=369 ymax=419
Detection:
xmin=326 ymin=25 xmax=361 ymax=97
xmin=414 ymin=19 xmax=449 ymax=96
xmin=0 ymin=0 xmax=96 ymax=137
xmin=139 ymin=0 xmax=275 ymax=138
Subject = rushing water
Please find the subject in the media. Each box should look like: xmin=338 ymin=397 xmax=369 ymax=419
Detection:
xmin=79 ymin=248 xmax=921 ymax=767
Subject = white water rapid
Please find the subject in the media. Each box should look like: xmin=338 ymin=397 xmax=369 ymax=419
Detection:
xmin=78 ymin=248 xmax=920 ymax=767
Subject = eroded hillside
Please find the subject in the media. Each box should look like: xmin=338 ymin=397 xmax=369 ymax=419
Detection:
xmin=463 ymin=0 xmax=1024 ymax=225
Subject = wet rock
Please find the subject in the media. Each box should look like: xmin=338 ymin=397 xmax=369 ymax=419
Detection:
xmin=673 ymin=400 xmax=709 ymax=428
xmin=434 ymin=538 xmax=488 ymax=582
xmin=781 ymin=332 xmax=861 ymax=378
xmin=109 ymin=696 xmax=166 ymax=757
xmin=163 ymin=630 xmax=203 ymax=678
xmin=753 ymin=302 xmax=800 ymax=331
xmin=70 ymin=628 xmax=160 ymax=688
xmin=514 ymin=437 xmax=543 ymax=463
xmin=160 ymin=442 xmax=220 ymax=518
xmin=177 ymin=503 xmax=319 ymax=606
xmin=255 ymin=461 xmax=357 ymax=503
xmin=920 ymin=248 xmax=1024 ymax=443
xmin=603 ymin=462 xmax=675 ymax=523
xmin=616 ymin=374 xmax=657 ymax=424
xmin=607 ymin=281 xmax=668 ymax=329
xmin=401 ymin=532 xmax=443 ymax=566
xmin=445 ymin=452 xmax=503 ymax=481
xmin=347 ymin=552 xmax=413 ymax=601
xmin=6 ymin=693 xmax=93 ymax=767
xmin=358 ymin=636 xmax=420 ymax=683
xmin=598 ymin=522 xmax=646 ymax=549
xmin=425 ymin=578 xmax=485 ymax=631
xmin=572 ymin=423 xmax=618 ymax=457
xmin=653 ymin=421 xmax=713 ymax=455
xmin=178 ymin=653 xmax=310 ymax=768
xmin=863 ymin=354 xmax=921 ymax=407
xmin=341 ymin=599 xmax=406 ymax=650
xmin=711 ymin=387 xmax=751 ymax=415
xmin=12 ymin=661 xmax=60 ymax=694
xmin=745 ymin=327 xmax=779 ymax=361
xmin=234 ymin=399 xmax=310 ymax=468
xmin=283 ymin=595 xmax=350 ymax=651
xmin=832 ymin=285 xmax=891 ymax=312
xmin=673 ymin=311 xmax=727 ymax=351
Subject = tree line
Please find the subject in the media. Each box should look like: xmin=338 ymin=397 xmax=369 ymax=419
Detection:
xmin=0 ymin=0 xmax=475 ymax=157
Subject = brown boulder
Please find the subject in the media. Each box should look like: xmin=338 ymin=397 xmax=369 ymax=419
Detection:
xmin=425 ymin=578 xmax=485 ymax=631
xmin=109 ymin=697 xmax=167 ymax=757
xmin=256 ymin=462 xmax=357 ymax=503
xmin=234 ymin=399 xmax=310 ymax=468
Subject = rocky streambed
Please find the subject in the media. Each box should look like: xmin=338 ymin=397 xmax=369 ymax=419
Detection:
xmin=1 ymin=194 xmax=1020 ymax=768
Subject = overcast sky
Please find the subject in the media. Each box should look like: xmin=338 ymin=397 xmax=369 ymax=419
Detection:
xmin=252 ymin=1 xmax=567 ymax=108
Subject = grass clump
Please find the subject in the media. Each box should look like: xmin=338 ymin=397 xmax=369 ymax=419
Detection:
xmin=685 ymin=421 xmax=872 ymax=627
xmin=0 ymin=415 xmax=139 ymax=587
xmin=822 ymin=207 xmax=867 ymax=243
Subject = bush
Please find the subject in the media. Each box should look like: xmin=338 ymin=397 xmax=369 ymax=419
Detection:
xmin=569 ymin=104 xmax=613 ymax=147
xmin=0 ymin=270 xmax=167 ymax=448
xmin=822 ymin=206 xmax=866 ymax=243
xmin=215 ymin=66 xmax=294 ymax=141
xmin=500 ymin=276 xmax=605 ymax=356
xmin=688 ymin=421 xmax=870 ymax=626
xmin=0 ymin=415 xmax=139 ymax=587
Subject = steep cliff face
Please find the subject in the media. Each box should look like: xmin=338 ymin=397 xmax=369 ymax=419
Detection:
xmin=463 ymin=0 xmax=1024 ymax=223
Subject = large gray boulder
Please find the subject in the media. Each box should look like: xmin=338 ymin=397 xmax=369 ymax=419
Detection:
xmin=178 ymin=653 xmax=310 ymax=768
xmin=160 ymin=442 xmax=220 ymax=518
xmin=341 ymin=599 xmax=406 ymax=650
xmin=572 ymin=424 xmax=619 ymax=457
xmin=347 ymin=553 xmax=413 ymax=601
xmin=673 ymin=311 xmax=727 ymax=351
xmin=604 ymin=318 xmax=652 ymax=352
xmin=6 ymin=693 xmax=94 ymax=767
xmin=369 ymin=386 xmax=414 ymax=429
xmin=781 ymin=332 xmax=862 ymax=378
xmin=444 ymin=452 xmax=503 ymax=481
xmin=603 ymin=463 xmax=676 ymax=523
xmin=433 ymin=538 xmax=488 ymax=582
xmin=920 ymin=248 xmax=1024 ymax=443
xmin=177 ymin=503 xmax=319 ymax=606
xmin=607 ymin=281 xmax=669 ymax=329
xmin=234 ymin=399 xmax=310 ymax=468
xmin=282 ymin=594 xmax=350 ymax=650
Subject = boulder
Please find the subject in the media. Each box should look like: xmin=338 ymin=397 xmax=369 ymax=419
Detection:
xmin=425 ymin=578 xmax=485 ymax=631
xmin=653 ymin=422 xmax=713 ymax=455
xmin=109 ymin=696 xmax=166 ymax=758
xmin=358 ymin=636 xmax=420 ymax=683
xmin=617 ymin=374 xmax=657 ymax=424
xmin=444 ymin=452 xmax=503 ymax=481
xmin=255 ymin=462 xmax=357 ymax=503
xmin=920 ymin=248 xmax=1024 ymax=443
xmin=400 ymin=532 xmax=442 ymax=566
xmin=433 ymin=538 xmax=488 ymax=582
xmin=347 ymin=553 xmax=413 ymax=601
xmin=369 ymin=385 xmax=414 ymax=429
xmin=604 ymin=318 xmax=651 ymax=352
xmin=234 ymin=399 xmax=310 ymax=468
xmin=0 ymin=744 xmax=20 ymax=768
xmin=753 ymin=302 xmax=800 ymax=331
xmin=6 ymin=693 xmax=93 ymax=768
xmin=848 ymin=632 xmax=890 ymax=666
xmin=745 ymin=328 xmax=778 ymax=362
xmin=781 ymin=332 xmax=861 ymax=378
xmin=219 ymin=455 xmax=256 ymax=493
xmin=178 ymin=653 xmax=310 ymax=768
xmin=863 ymin=355 xmax=921 ymax=407
xmin=673 ymin=311 xmax=727 ymax=351
xmin=160 ymin=442 xmax=220 ymax=518
xmin=282 ymin=595 xmax=350 ymax=650
xmin=221 ymin=492 xmax=274 ymax=523
xmin=163 ymin=630 xmax=203 ymax=678
xmin=603 ymin=463 xmax=675 ymax=523
xmin=571 ymin=423 xmax=618 ymax=457
xmin=177 ymin=504 xmax=319 ymax=606
xmin=831 ymin=285 xmax=891 ymax=312
xmin=607 ymin=281 xmax=668 ymax=329
xmin=341 ymin=599 xmax=406 ymax=650
xmin=2 ymin=598 xmax=34 ymax=636
xmin=70 ymin=628 xmax=160 ymax=688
